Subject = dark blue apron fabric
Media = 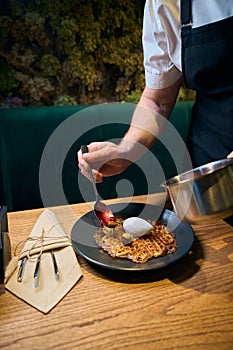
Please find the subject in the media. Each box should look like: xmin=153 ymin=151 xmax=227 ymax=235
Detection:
xmin=181 ymin=0 xmax=233 ymax=168
xmin=181 ymin=0 xmax=233 ymax=226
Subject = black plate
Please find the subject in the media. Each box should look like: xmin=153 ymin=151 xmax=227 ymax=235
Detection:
xmin=71 ymin=203 xmax=194 ymax=272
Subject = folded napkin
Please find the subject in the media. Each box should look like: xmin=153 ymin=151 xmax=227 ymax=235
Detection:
xmin=5 ymin=209 xmax=82 ymax=314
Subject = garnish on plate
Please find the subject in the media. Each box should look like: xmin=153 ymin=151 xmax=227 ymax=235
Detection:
xmin=94 ymin=217 xmax=177 ymax=263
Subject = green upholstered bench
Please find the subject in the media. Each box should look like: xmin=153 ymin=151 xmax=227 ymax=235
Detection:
xmin=0 ymin=101 xmax=193 ymax=211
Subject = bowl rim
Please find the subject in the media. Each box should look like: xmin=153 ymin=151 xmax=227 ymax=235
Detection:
xmin=162 ymin=158 xmax=233 ymax=187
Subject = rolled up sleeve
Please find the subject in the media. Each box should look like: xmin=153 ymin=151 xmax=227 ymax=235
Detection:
xmin=143 ymin=0 xmax=182 ymax=89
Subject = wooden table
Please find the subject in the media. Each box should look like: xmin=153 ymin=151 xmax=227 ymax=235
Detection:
xmin=0 ymin=194 xmax=233 ymax=350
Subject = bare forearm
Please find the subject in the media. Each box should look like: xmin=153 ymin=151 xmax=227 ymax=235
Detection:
xmin=139 ymin=79 xmax=182 ymax=118
xmin=78 ymin=79 xmax=182 ymax=181
xmin=119 ymin=79 xmax=182 ymax=159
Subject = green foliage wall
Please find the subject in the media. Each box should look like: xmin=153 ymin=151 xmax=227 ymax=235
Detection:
xmin=0 ymin=0 xmax=194 ymax=107
xmin=0 ymin=0 xmax=145 ymax=106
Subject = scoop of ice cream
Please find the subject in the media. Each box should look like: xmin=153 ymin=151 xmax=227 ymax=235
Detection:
xmin=123 ymin=217 xmax=153 ymax=238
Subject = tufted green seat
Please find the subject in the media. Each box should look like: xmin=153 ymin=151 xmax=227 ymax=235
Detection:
xmin=0 ymin=101 xmax=193 ymax=211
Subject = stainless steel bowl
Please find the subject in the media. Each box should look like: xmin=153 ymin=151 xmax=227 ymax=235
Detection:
xmin=162 ymin=158 xmax=233 ymax=224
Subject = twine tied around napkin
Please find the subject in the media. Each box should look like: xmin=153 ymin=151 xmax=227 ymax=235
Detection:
xmin=5 ymin=209 xmax=82 ymax=314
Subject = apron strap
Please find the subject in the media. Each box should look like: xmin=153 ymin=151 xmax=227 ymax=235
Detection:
xmin=181 ymin=0 xmax=192 ymax=25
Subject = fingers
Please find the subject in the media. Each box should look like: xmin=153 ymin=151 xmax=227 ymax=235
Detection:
xmin=77 ymin=141 xmax=129 ymax=180
xmin=77 ymin=147 xmax=103 ymax=183
xmin=78 ymin=160 xmax=103 ymax=183
xmin=82 ymin=142 xmax=115 ymax=162
xmin=77 ymin=142 xmax=116 ymax=170
xmin=227 ymin=151 xmax=233 ymax=159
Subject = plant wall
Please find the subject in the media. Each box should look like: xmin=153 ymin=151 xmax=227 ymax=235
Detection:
xmin=0 ymin=0 xmax=194 ymax=107
xmin=0 ymin=0 xmax=146 ymax=106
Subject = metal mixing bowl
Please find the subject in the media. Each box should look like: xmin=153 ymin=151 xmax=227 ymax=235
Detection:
xmin=162 ymin=158 xmax=233 ymax=224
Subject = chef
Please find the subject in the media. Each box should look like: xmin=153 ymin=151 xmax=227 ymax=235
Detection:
xmin=78 ymin=0 xmax=233 ymax=222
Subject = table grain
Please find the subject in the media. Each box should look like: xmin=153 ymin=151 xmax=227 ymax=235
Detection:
xmin=0 ymin=194 xmax=233 ymax=350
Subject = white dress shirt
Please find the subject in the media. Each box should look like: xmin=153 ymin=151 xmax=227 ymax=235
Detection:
xmin=143 ymin=0 xmax=233 ymax=89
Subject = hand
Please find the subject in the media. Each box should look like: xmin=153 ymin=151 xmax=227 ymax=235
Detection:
xmin=227 ymin=151 xmax=233 ymax=159
xmin=78 ymin=81 xmax=182 ymax=183
xmin=77 ymin=142 xmax=131 ymax=183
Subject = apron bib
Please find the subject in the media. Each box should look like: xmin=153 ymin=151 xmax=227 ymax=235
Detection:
xmin=181 ymin=0 xmax=233 ymax=167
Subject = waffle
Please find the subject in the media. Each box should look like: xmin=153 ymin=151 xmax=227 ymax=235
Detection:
xmin=94 ymin=219 xmax=177 ymax=263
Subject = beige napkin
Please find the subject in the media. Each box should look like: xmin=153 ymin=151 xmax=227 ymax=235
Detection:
xmin=5 ymin=209 xmax=82 ymax=314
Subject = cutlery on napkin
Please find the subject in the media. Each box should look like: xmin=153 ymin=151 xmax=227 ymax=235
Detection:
xmin=5 ymin=209 xmax=82 ymax=314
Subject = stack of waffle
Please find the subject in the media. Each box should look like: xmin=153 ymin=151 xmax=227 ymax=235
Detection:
xmin=94 ymin=219 xmax=177 ymax=263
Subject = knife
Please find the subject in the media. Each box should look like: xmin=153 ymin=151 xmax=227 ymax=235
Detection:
xmin=17 ymin=257 xmax=27 ymax=282
xmin=33 ymin=254 xmax=41 ymax=288
xmin=51 ymin=251 xmax=59 ymax=281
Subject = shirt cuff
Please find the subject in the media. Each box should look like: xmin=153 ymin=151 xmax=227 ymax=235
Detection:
xmin=145 ymin=66 xmax=182 ymax=89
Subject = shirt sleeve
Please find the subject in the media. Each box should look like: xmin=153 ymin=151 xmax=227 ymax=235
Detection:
xmin=142 ymin=0 xmax=182 ymax=89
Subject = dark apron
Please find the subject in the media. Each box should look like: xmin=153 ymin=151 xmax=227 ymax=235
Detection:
xmin=181 ymin=0 xmax=233 ymax=168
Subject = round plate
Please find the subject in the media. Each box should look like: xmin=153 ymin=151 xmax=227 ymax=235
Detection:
xmin=71 ymin=203 xmax=194 ymax=272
